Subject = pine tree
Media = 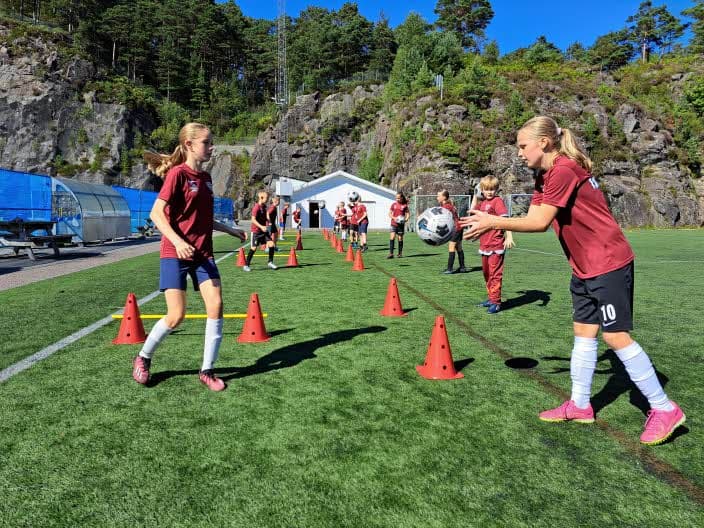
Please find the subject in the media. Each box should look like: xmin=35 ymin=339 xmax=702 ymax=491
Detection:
xmin=627 ymin=1 xmax=688 ymax=62
xmin=683 ymin=1 xmax=704 ymax=54
xmin=368 ymin=13 xmax=397 ymax=75
xmin=434 ymin=0 xmax=494 ymax=51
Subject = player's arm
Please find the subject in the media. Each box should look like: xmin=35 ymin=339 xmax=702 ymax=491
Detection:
xmin=213 ymin=219 xmax=246 ymax=241
xmin=150 ymin=198 xmax=194 ymax=259
xmin=504 ymin=230 xmax=515 ymax=249
xmin=461 ymin=203 xmax=558 ymax=239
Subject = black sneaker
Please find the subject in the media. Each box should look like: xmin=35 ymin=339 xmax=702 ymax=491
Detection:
xmin=386 ymin=253 xmax=394 ymax=259
xmin=457 ymin=267 xmax=468 ymax=273
xmin=442 ymin=269 xmax=455 ymax=274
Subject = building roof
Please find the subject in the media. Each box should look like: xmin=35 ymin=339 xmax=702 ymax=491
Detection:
xmin=292 ymin=170 xmax=396 ymax=198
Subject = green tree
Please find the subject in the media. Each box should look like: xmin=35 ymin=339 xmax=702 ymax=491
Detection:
xmin=588 ymin=30 xmax=635 ymax=71
xmin=627 ymin=1 xmax=688 ymax=62
xmin=434 ymin=0 xmax=494 ymax=51
xmin=565 ymin=42 xmax=588 ymax=62
xmin=428 ymin=31 xmax=464 ymax=74
xmin=395 ymin=12 xmax=433 ymax=55
xmin=368 ymin=12 xmax=397 ymax=75
xmin=523 ymin=36 xmax=563 ymax=67
xmin=384 ymin=45 xmax=425 ymax=101
xmin=482 ymin=39 xmax=499 ymax=65
xmin=334 ymin=2 xmax=373 ymax=78
xmin=683 ymin=1 xmax=704 ymax=54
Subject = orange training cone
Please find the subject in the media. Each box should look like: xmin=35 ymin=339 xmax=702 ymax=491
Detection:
xmin=237 ymin=293 xmax=270 ymax=343
xmin=416 ymin=315 xmax=464 ymax=380
xmin=380 ymin=277 xmax=407 ymax=317
xmin=112 ymin=292 xmax=146 ymax=344
xmin=345 ymin=243 xmax=354 ymax=262
xmin=236 ymin=247 xmax=246 ymax=267
xmin=287 ymin=247 xmax=299 ymax=267
xmin=323 ymin=229 xmax=329 ymax=240
xmin=352 ymin=249 xmax=365 ymax=271
xmin=295 ymin=232 xmax=303 ymax=251
xmin=336 ymin=238 xmax=344 ymax=253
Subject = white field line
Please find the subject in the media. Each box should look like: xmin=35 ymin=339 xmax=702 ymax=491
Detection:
xmin=0 ymin=252 xmax=234 ymax=384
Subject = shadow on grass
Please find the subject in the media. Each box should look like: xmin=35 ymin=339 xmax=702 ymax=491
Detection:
xmin=401 ymin=253 xmax=441 ymax=258
xmin=454 ymin=357 xmax=475 ymax=373
xmin=169 ymin=328 xmax=293 ymax=338
xmin=505 ymin=357 xmax=539 ymax=369
xmin=542 ymin=349 xmax=671 ymax=416
xmin=501 ymin=290 xmax=551 ymax=311
xmin=278 ymin=263 xmax=332 ymax=269
xmin=148 ymin=326 xmax=386 ymax=386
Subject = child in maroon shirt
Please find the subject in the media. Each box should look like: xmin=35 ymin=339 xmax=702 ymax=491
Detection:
xmin=462 ymin=115 xmax=684 ymax=446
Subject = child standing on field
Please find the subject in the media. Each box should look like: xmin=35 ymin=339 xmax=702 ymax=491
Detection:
xmin=244 ymin=190 xmax=277 ymax=272
xmin=135 ymin=122 xmax=246 ymax=392
xmin=462 ymin=115 xmax=685 ymax=445
xmin=388 ymin=192 xmax=409 ymax=258
xmin=279 ymin=202 xmax=289 ymax=240
xmin=475 ymin=176 xmax=514 ymax=314
xmin=267 ymin=195 xmax=281 ymax=249
xmin=292 ymin=205 xmax=301 ymax=230
xmin=437 ymin=189 xmax=467 ymax=274
xmin=349 ymin=201 xmax=359 ymax=249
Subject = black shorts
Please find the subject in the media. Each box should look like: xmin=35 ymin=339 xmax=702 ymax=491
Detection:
xmin=350 ymin=224 xmax=359 ymax=233
xmin=390 ymin=224 xmax=405 ymax=235
xmin=266 ymin=225 xmax=278 ymax=236
xmin=450 ymin=228 xmax=464 ymax=244
xmin=250 ymin=231 xmax=272 ymax=248
xmin=570 ymin=262 xmax=634 ymax=332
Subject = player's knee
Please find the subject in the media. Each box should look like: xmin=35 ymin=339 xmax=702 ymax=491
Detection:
xmin=165 ymin=311 xmax=185 ymax=328
xmin=602 ymin=331 xmax=632 ymax=350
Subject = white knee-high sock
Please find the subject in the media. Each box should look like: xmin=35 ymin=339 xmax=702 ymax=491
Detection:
xmin=139 ymin=318 xmax=173 ymax=359
xmin=615 ymin=341 xmax=673 ymax=411
xmin=570 ymin=337 xmax=598 ymax=408
xmin=202 ymin=318 xmax=224 ymax=371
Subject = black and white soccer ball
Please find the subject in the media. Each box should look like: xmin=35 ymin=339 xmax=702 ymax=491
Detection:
xmin=347 ymin=190 xmax=360 ymax=203
xmin=395 ymin=215 xmax=406 ymax=224
xmin=416 ymin=207 xmax=455 ymax=246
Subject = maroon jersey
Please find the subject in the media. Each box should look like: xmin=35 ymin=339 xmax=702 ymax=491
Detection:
xmin=293 ymin=210 xmax=301 ymax=223
xmin=251 ymin=203 xmax=268 ymax=233
xmin=478 ymin=196 xmax=508 ymax=252
xmin=531 ymin=156 xmax=634 ymax=279
xmin=441 ymin=201 xmax=461 ymax=232
xmin=356 ymin=203 xmax=368 ymax=225
xmin=266 ymin=204 xmax=278 ymax=226
xmin=339 ymin=207 xmax=350 ymax=227
xmin=280 ymin=205 xmax=288 ymax=222
xmin=158 ymin=163 xmax=214 ymax=260
xmin=349 ymin=204 xmax=359 ymax=225
xmin=390 ymin=202 xmax=409 ymax=227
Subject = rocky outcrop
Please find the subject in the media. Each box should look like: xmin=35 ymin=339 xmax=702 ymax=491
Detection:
xmin=0 ymin=25 xmax=156 ymax=187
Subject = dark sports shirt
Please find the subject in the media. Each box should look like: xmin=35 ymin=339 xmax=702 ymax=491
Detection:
xmin=356 ymin=203 xmax=368 ymax=225
xmin=293 ymin=210 xmax=301 ymax=222
xmin=158 ymin=163 xmax=214 ymax=260
xmin=251 ymin=203 xmax=268 ymax=234
xmin=441 ymin=201 xmax=461 ymax=232
xmin=280 ymin=206 xmax=288 ymax=222
xmin=531 ymin=156 xmax=634 ymax=279
xmin=478 ymin=196 xmax=508 ymax=252
xmin=267 ymin=204 xmax=278 ymax=225
xmin=390 ymin=202 xmax=409 ymax=227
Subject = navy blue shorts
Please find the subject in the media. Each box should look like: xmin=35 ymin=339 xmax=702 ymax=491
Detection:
xmin=358 ymin=222 xmax=368 ymax=234
xmin=160 ymin=258 xmax=220 ymax=292
xmin=570 ymin=262 xmax=634 ymax=332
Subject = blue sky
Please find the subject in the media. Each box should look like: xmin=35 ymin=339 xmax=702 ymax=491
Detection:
xmin=230 ymin=0 xmax=696 ymax=54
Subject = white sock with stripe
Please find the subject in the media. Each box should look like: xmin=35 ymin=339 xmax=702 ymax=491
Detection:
xmin=201 ymin=318 xmax=224 ymax=371
xmin=615 ymin=341 xmax=673 ymax=411
xmin=570 ymin=337 xmax=598 ymax=409
xmin=139 ymin=318 xmax=172 ymax=359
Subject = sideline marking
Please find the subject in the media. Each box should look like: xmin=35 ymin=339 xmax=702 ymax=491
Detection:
xmin=372 ymin=263 xmax=704 ymax=507
xmin=0 ymin=252 xmax=234 ymax=384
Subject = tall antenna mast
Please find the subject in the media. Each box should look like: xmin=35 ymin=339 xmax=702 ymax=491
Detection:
xmin=275 ymin=0 xmax=289 ymax=178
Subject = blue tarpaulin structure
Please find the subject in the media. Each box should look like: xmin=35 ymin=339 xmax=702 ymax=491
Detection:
xmin=0 ymin=169 xmax=52 ymax=222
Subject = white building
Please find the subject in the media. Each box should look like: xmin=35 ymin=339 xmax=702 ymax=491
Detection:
xmin=287 ymin=170 xmax=397 ymax=229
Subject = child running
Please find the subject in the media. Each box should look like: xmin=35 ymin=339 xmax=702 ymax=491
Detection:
xmin=338 ymin=201 xmax=350 ymax=241
xmin=243 ymin=190 xmax=277 ymax=272
xmin=349 ymin=200 xmax=359 ymax=249
xmin=475 ymin=176 xmax=514 ymax=314
xmin=355 ymin=195 xmax=369 ymax=252
xmin=437 ymin=189 xmax=467 ymax=274
xmin=135 ymin=122 xmax=246 ymax=392
xmin=333 ymin=203 xmax=344 ymax=235
xmin=387 ymin=192 xmax=409 ymax=258
xmin=267 ymin=195 xmax=281 ymax=249
xmin=462 ymin=115 xmax=685 ymax=445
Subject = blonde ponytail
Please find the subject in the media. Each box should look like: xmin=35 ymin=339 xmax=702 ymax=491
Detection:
xmin=520 ymin=116 xmax=593 ymax=172
xmin=143 ymin=122 xmax=209 ymax=178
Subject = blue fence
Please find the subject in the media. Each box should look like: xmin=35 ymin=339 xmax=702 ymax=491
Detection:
xmin=112 ymin=186 xmax=158 ymax=234
xmin=0 ymin=169 xmax=53 ymax=222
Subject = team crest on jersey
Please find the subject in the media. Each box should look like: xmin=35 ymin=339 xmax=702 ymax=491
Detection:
xmin=188 ymin=180 xmax=199 ymax=193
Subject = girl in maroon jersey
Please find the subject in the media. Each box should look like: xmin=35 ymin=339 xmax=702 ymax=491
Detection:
xmin=475 ymin=176 xmax=514 ymax=313
xmin=387 ymin=192 xmax=409 ymax=258
xmin=437 ymin=190 xmax=466 ymax=274
xmin=461 ymin=116 xmax=684 ymax=445
xmin=244 ymin=190 xmax=277 ymax=271
xmin=135 ymin=123 xmax=246 ymax=392
xmin=292 ymin=205 xmax=301 ymax=230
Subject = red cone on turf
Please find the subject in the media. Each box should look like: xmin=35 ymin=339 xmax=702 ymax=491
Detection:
xmin=237 ymin=293 xmax=270 ymax=343
xmin=112 ymin=292 xmax=146 ymax=344
xmin=323 ymin=229 xmax=329 ymax=240
xmin=336 ymin=238 xmax=344 ymax=253
xmin=287 ymin=247 xmax=299 ymax=267
xmin=330 ymin=233 xmax=337 ymax=248
xmin=345 ymin=243 xmax=354 ymax=262
xmin=380 ymin=277 xmax=407 ymax=317
xmin=416 ymin=315 xmax=463 ymax=380
xmin=295 ymin=231 xmax=303 ymax=251
xmin=352 ymin=249 xmax=365 ymax=271
xmin=236 ymin=247 xmax=246 ymax=267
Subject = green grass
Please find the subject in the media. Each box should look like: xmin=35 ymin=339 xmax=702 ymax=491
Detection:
xmin=1 ymin=229 xmax=703 ymax=527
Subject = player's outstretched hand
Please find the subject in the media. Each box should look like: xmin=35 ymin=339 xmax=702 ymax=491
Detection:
xmin=232 ymin=229 xmax=246 ymax=242
xmin=175 ymin=239 xmax=195 ymax=259
xmin=459 ymin=209 xmax=492 ymax=240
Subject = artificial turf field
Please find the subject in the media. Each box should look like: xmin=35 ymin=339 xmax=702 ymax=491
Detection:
xmin=1 ymin=228 xmax=703 ymax=527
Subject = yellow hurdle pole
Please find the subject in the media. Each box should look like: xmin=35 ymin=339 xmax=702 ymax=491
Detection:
xmin=249 ymin=254 xmax=288 ymax=257
xmin=112 ymin=314 xmax=268 ymax=320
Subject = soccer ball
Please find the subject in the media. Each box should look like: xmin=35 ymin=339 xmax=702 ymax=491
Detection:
xmin=347 ymin=190 xmax=360 ymax=203
xmin=416 ymin=207 xmax=455 ymax=246
xmin=395 ymin=215 xmax=406 ymax=224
